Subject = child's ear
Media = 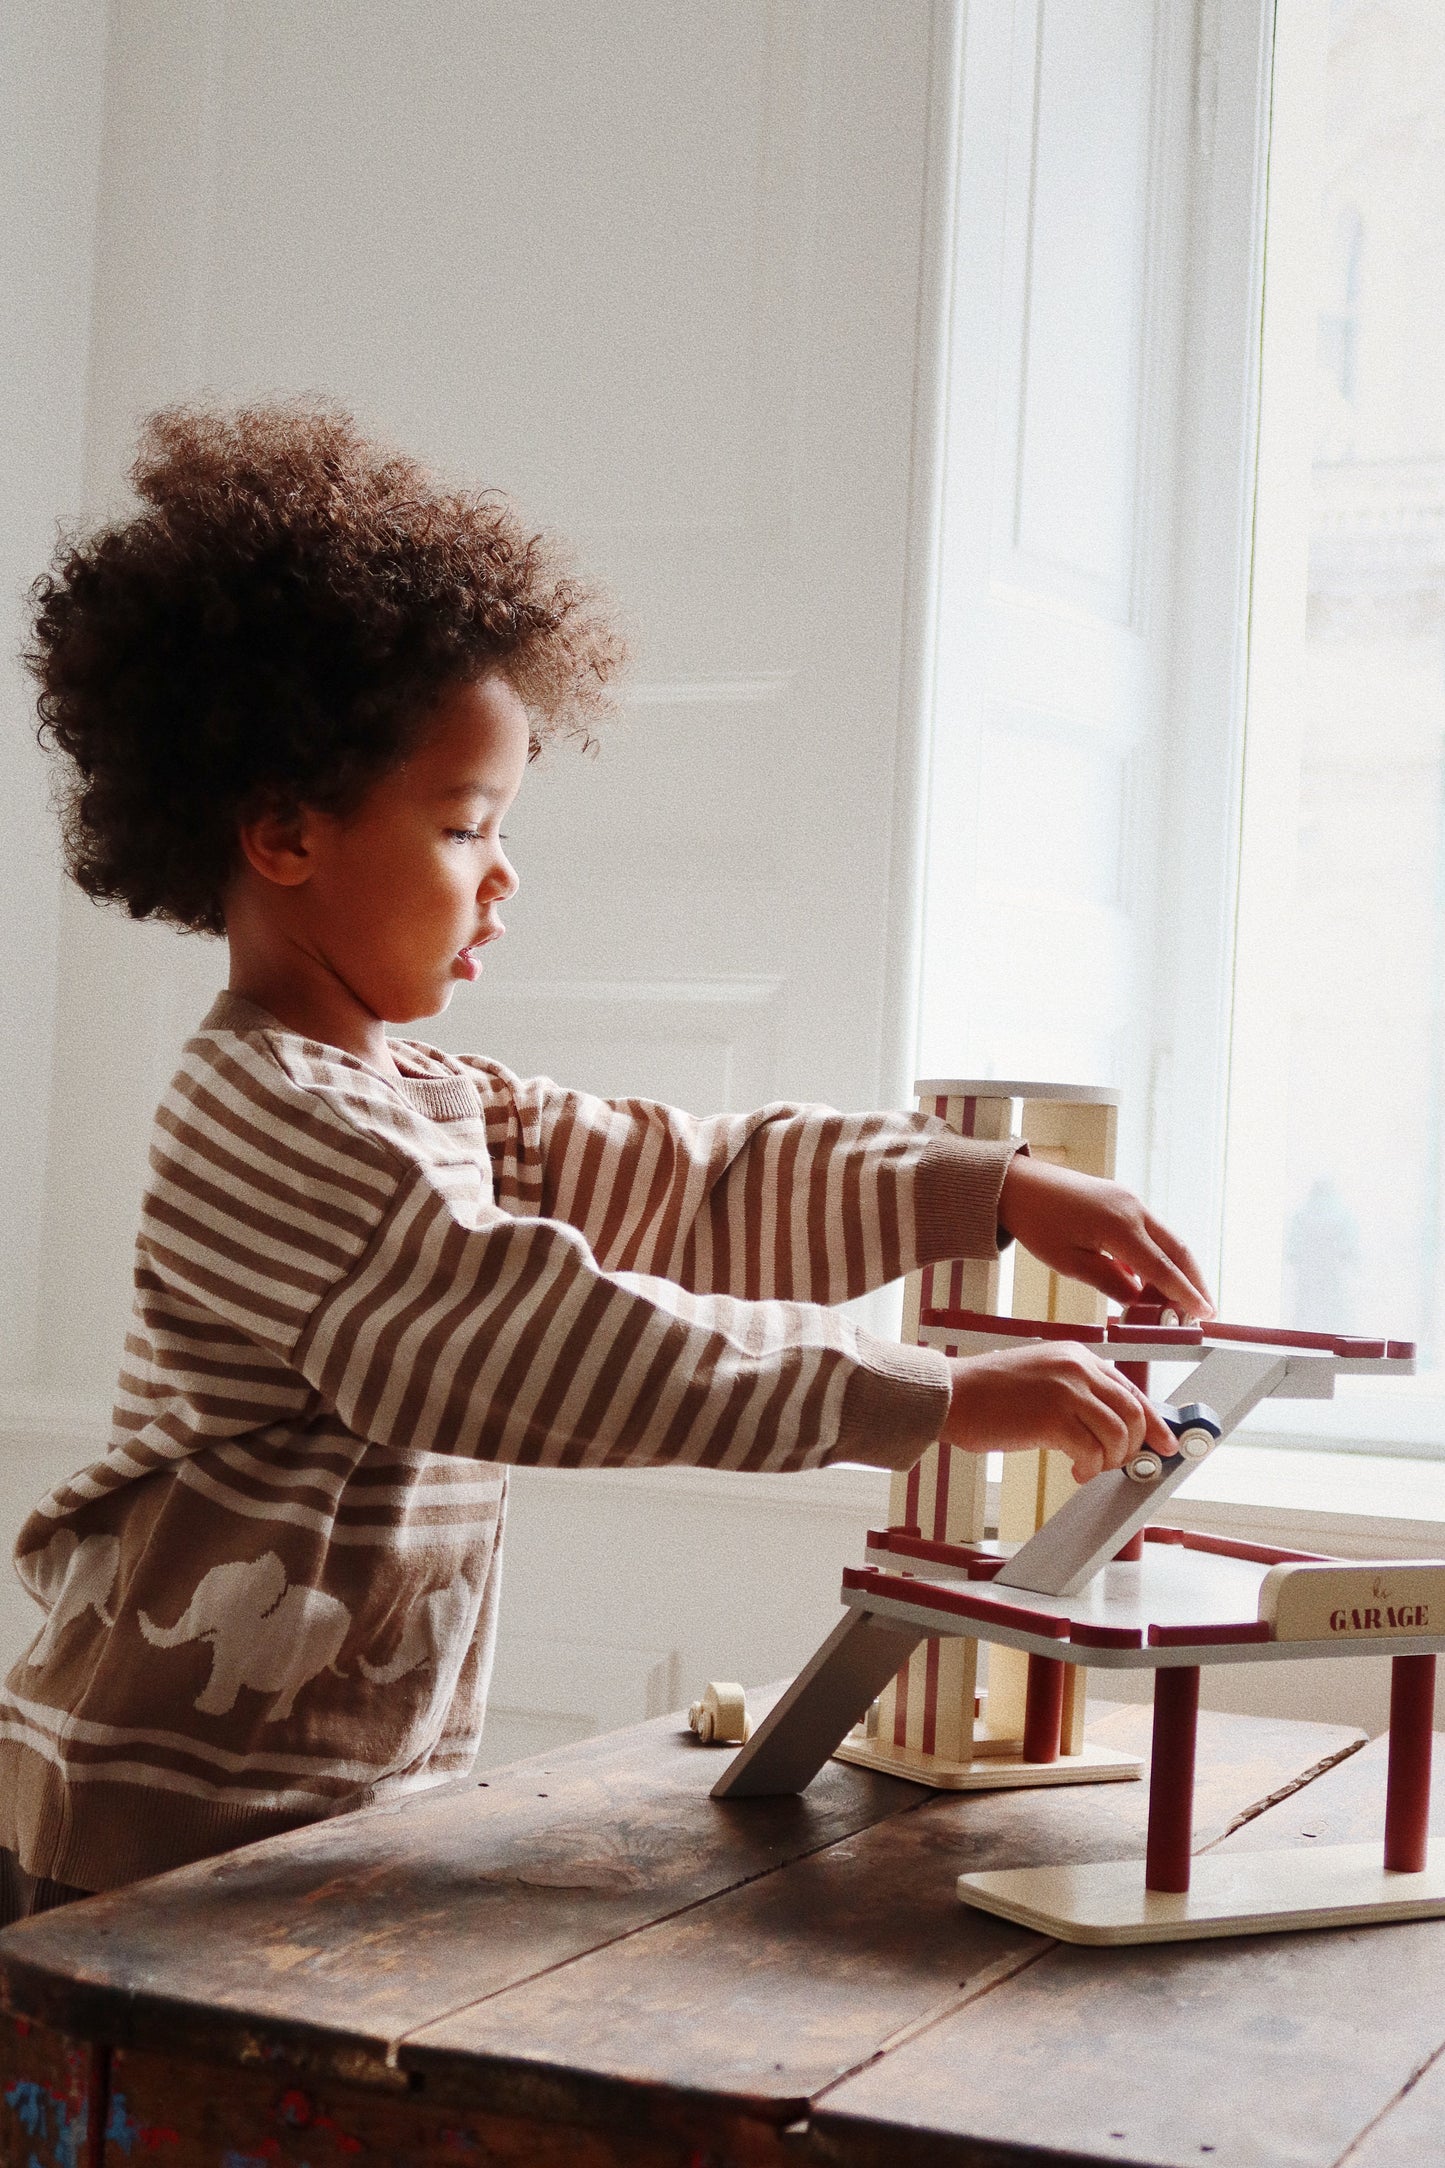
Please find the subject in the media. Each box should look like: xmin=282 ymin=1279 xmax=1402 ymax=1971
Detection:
xmin=236 ymin=803 xmax=316 ymax=889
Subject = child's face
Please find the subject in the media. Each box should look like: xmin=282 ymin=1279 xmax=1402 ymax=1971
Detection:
xmin=296 ymin=674 xmax=529 ymax=1025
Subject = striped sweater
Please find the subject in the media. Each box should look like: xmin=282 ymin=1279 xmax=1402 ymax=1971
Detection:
xmin=0 ymin=993 xmax=1016 ymax=1892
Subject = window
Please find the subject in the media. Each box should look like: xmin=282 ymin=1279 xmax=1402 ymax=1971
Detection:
xmin=1222 ymin=0 xmax=1445 ymax=1451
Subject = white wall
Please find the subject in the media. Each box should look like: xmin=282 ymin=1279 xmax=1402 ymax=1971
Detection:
xmin=34 ymin=0 xmax=944 ymax=1404
xmin=0 ymin=0 xmax=109 ymax=1395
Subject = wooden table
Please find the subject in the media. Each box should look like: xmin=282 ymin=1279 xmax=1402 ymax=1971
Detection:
xmin=3 ymin=1694 xmax=1444 ymax=2167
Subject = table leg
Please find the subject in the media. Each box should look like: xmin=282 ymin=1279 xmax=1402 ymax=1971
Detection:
xmin=85 ymin=2044 xmax=109 ymax=2168
xmin=0 ymin=2013 xmax=107 ymax=2168
xmin=1146 ymin=1665 xmax=1200 ymax=1893
xmin=1384 ymin=1652 xmax=1436 ymax=1873
xmin=1022 ymin=1653 xmax=1066 ymax=1763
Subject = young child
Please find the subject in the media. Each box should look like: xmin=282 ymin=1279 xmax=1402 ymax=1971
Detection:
xmin=0 ymin=404 xmax=1209 ymax=1922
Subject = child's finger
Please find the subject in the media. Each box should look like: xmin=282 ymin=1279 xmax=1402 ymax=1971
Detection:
xmin=1066 ymin=1423 xmax=1107 ymax=1483
xmin=1117 ymin=1248 xmax=1206 ymax=1321
xmin=1065 ymin=1354 xmax=1165 ymax=1471
xmin=1106 ymin=1236 xmax=1203 ymax=1317
xmin=1112 ymin=1369 xmax=1178 ymax=1455
xmin=1071 ymin=1391 xmax=1133 ymax=1470
xmin=1083 ymin=1366 xmax=1185 ymax=1466
xmin=1133 ymin=1218 xmax=1214 ymax=1318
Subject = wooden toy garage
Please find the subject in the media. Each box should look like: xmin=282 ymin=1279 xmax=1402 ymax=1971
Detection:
xmin=713 ymin=1080 xmax=1444 ymax=1946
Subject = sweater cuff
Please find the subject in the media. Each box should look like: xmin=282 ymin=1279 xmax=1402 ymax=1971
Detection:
xmin=827 ymin=1333 xmax=953 ymax=1471
xmin=915 ymin=1135 xmax=1026 ymax=1263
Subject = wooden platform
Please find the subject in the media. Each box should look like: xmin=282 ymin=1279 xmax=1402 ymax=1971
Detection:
xmin=5 ymin=1698 xmax=1445 ymax=2166
xmin=843 ymin=1532 xmax=1445 ymax=1671
xmin=835 ymin=1728 xmax=1143 ymax=1788
xmin=958 ymin=1840 xmax=1445 ymax=1944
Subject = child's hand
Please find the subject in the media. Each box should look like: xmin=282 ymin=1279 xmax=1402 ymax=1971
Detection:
xmin=940 ymin=1343 xmax=1176 ymax=1484
xmin=997 ymin=1156 xmax=1212 ymax=1322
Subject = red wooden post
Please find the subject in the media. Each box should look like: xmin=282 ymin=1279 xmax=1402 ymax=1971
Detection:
xmin=1115 ymin=1355 xmax=1150 ymax=1560
xmin=1145 ymin=1664 xmax=1200 ymax=1892
xmin=1384 ymin=1652 xmax=1436 ymax=1873
xmin=1021 ymin=1653 xmax=1066 ymax=1763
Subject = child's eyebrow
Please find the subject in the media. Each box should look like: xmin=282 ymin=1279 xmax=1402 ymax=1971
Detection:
xmin=436 ymin=782 xmax=502 ymax=801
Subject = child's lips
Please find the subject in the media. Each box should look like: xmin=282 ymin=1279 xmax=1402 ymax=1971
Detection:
xmin=455 ymin=927 xmax=502 ymax=980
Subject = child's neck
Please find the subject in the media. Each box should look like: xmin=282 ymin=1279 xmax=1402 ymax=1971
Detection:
xmin=225 ymin=918 xmax=401 ymax=1079
xmin=227 ymin=962 xmax=402 ymax=1077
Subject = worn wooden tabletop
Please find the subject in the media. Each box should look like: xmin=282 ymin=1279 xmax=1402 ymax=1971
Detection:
xmin=2 ymin=1691 xmax=1442 ymax=2167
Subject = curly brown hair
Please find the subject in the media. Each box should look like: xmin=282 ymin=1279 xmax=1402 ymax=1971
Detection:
xmin=26 ymin=401 xmax=626 ymax=935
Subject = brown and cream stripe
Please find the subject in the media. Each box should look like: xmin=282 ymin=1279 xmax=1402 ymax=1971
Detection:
xmin=0 ymin=991 xmax=1016 ymax=1892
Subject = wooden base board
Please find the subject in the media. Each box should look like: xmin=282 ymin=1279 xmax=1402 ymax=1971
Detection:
xmin=956 ymin=1841 xmax=1445 ymax=1944
xmin=834 ymin=1731 xmax=1142 ymax=1792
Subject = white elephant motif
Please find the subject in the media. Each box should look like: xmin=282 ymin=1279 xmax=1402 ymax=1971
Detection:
xmin=23 ymin=1531 xmax=122 ymax=1667
xmin=359 ymin=1575 xmax=477 ymax=1744
xmin=139 ymin=1553 xmax=351 ymax=1722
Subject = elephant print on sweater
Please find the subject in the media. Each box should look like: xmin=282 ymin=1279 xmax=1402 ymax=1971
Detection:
xmin=359 ymin=1574 xmax=479 ymax=1758
xmin=23 ymin=1531 xmax=122 ymax=1667
xmin=139 ymin=1553 xmax=351 ymax=1722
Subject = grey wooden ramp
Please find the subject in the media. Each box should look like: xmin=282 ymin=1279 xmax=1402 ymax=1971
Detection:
xmin=710 ymin=1608 xmax=924 ymax=1800
xmin=994 ymin=1348 xmax=1288 ymax=1598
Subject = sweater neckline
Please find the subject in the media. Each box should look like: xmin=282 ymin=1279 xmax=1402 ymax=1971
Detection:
xmin=199 ymin=991 xmax=482 ymax=1123
xmin=395 ymin=1074 xmax=482 ymax=1124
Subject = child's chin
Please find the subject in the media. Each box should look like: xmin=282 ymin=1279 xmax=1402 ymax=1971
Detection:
xmin=389 ymin=982 xmax=457 ymax=1026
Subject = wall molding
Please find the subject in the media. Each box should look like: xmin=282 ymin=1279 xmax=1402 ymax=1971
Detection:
xmin=480 ymin=976 xmax=784 ymax=1010
xmin=466 ymin=975 xmax=788 ymax=1115
xmin=508 ymin=1459 xmax=889 ymax=1520
xmin=0 ymin=1396 xmax=110 ymax=1454
xmin=623 ymin=673 xmax=793 ymax=709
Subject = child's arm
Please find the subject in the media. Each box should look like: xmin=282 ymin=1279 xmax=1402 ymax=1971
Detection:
xmin=121 ymin=1033 xmax=1178 ymax=1492
xmin=286 ymin=1167 xmax=1169 ymax=1481
xmin=463 ymin=1064 xmax=1018 ymax=1303
xmin=467 ymin=1063 xmax=1212 ymax=1323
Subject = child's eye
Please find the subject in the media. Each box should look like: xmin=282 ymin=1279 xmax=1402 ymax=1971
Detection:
xmin=447 ymin=827 xmax=483 ymax=843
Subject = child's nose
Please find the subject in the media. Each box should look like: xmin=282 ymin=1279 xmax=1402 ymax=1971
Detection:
xmin=485 ymin=851 xmax=519 ymax=902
